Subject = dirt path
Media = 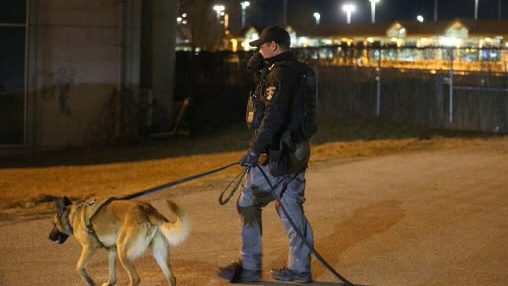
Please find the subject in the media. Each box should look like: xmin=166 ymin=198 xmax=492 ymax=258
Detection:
xmin=1 ymin=140 xmax=507 ymax=286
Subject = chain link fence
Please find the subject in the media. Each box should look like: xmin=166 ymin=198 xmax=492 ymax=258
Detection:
xmin=172 ymin=47 xmax=508 ymax=135
xmin=294 ymin=46 xmax=508 ymax=133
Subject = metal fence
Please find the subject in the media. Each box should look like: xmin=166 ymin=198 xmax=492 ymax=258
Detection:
xmin=173 ymin=47 xmax=508 ymax=134
xmin=294 ymin=46 xmax=508 ymax=132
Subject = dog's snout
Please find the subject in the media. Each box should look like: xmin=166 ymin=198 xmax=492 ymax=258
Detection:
xmin=48 ymin=226 xmax=69 ymax=244
xmin=48 ymin=226 xmax=60 ymax=241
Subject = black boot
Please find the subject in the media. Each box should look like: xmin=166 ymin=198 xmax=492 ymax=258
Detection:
xmin=218 ymin=260 xmax=262 ymax=283
xmin=271 ymin=267 xmax=312 ymax=284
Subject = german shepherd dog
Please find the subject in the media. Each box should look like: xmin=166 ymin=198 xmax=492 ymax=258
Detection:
xmin=48 ymin=197 xmax=190 ymax=286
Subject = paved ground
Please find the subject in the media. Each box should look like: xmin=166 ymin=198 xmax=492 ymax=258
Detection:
xmin=1 ymin=140 xmax=508 ymax=286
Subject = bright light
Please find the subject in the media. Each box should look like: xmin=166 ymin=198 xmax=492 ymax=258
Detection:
xmin=439 ymin=36 xmax=463 ymax=47
xmin=230 ymin=39 xmax=238 ymax=52
xmin=213 ymin=4 xmax=225 ymax=13
xmin=182 ymin=20 xmax=187 ymax=25
xmin=240 ymin=1 xmax=250 ymax=9
xmin=417 ymin=15 xmax=424 ymax=22
xmin=342 ymin=4 xmax=356 ymax=12
xmin=177 ymin=17 xmax=182 ymax=23
xmin=298 ymin=36 xmax=310 ymax=47
xmin=182 ymin=13 xmax=187 ymax=18
xmin=213 ymin=4 xmax=226 ymax=26
xmin=342 ymin=3 xmax=356 ymax=24
xmin=313 ymin=12 xmax=321 ymax=25
xmin=240 ymin=1 xmax=250 ymax=27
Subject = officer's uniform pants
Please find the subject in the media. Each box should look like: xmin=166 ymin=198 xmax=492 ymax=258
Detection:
xmin=237 ymin=163 xmax=314 ymax=273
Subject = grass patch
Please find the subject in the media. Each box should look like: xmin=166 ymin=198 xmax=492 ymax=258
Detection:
xmin=0 ymin=115 xmax=501 ymax=218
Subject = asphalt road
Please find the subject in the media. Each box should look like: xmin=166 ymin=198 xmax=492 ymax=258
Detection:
xmin=1 ymin=140 xmax=507 ymax=286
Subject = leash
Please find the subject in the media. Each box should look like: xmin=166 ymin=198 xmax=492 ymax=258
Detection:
xmin=120 ymin=162 xmax=238 ymax=200
xmin=218 ymin=168 xmax=248 ymax=205
xmin=256 ymin=164 xmax=355 ymax=286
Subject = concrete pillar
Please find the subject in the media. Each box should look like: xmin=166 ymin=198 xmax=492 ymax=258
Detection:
xmin=150 ymin=0 xmax=177 ymax=129
xmin=25 ymin=0 xmax=145 ymax=147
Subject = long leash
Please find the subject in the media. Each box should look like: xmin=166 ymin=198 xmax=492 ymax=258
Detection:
xmin=120 ymin=162 xmax=238 ymax=200
xmin=256 ymin=164 xmax=355 ymax=286
xmin=218 ymin=168 xmax=248 ymax=205
xmin=115 ymin=159 xmax=353 ymax=284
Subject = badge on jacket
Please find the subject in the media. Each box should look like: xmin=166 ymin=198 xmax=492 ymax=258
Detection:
xmin=265 ymin=86 xmax=277 ymax=101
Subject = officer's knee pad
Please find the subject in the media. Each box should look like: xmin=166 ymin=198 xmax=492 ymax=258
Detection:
xmin=237 ymin=205 xmax=260 ymax=226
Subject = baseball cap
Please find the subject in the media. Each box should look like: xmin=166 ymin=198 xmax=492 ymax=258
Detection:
xmin=249 ymin=26 xmax=291 ymax=47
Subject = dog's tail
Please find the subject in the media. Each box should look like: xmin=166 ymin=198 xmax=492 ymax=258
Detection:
xmin=158 ymin=200 xmax=191 ymax=247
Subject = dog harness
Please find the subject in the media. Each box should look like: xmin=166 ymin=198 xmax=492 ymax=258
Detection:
xmin=77 ymin=198 xmax=117 ymax=249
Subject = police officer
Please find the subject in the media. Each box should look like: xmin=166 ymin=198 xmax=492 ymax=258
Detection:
xmin=218 ymin=26 xmax=314 ymax=284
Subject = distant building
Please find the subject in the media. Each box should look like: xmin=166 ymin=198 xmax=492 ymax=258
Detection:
xmin=386 ymin=19 xmax=508 ymax=48
xmin=223 ymin=26 xmax=259 ymax=52
xmin=226 ymin=20 xmax=508 ymax=50
xmin=176 ymin=24 xmax=193 ymax=51
xmin=294 ymin=23 xmax=390 ymax=47
xmin=224 ymin=26 xmax=297 ymax=52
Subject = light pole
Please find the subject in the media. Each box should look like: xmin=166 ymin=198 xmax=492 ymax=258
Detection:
xmin=369 ymin=0 xmax=380 ymax=23
xmin=313 ymin=12 xmax=321 ymax=25
xmin=417 ymin=15 xmax=424 ymax=22
xmin=499 ymin=0 xmax=502 ymax=20
xmin=434 ymin=0 xmax=438 ymax=21
xmin=474 ymin=0 xmax=479 ymax=20
xmin=240 ymin=1 xmax=250 ymax=28
xmin=283 ymin=0 xmax=288 ymax=26
xmin=342 ymin=3 xmax=356 ymax=24
xmin=212 ymin=4 xmax=225 ymax=23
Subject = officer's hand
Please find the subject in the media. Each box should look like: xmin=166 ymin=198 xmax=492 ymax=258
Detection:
xmin=247 ymin=52 xmax=264 ymax=72
xmin=239 ymin=151 xmax=259 ymax=168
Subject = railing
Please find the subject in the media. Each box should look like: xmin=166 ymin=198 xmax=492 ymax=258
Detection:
xmin=174 ymin=48 xmax=508 ymax=133
xmin=294 ymin=46 xmax=508 ymax=73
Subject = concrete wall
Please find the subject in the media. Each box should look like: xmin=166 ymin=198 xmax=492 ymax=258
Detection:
xmin=25 ymin=0 xmax=176 ymax=147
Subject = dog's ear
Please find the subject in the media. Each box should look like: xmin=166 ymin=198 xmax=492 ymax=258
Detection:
xmin=56 ymin=198 xmax=65 ymax=217
xmin=56 ymin=197 xmax=72 ymax=217
xmin=62 ymin=196 xmax=72 ymax=207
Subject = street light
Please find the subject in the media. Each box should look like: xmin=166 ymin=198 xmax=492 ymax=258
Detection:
xmin=212 ymin=4 xmax=225 ymax=23
xmin=313 ymin=12 xmax=321 ymax=25
xmin=342 ymin=3 xmax=356 ymax=24
xmin=417 ymin=15 xmax=424 ymax=22
xmin=434 ymin=0 xmax=438 ymax=21
xmin=474 ymin=0 xmax=479 ymax=20
xmin=240 ymin=1 xmax=250 ymax=28
xmin=369 ymin=0 xmax=380 ymax=23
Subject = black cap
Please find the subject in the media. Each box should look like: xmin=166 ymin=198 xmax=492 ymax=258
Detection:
xmin=249 ymin=26 xmax=291 ymax=47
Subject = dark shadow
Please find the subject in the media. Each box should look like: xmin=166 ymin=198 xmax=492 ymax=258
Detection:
xmin=269 ymin=201 xmax=405 ymax=285
xmin=246 ymin=281 xmax=371 ymax=286
xmin=0 ymin=115 xmax=495 ymax=169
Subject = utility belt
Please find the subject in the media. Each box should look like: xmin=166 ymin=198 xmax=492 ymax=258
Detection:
xmin=258 ymin=131 xmax=310 ymax=177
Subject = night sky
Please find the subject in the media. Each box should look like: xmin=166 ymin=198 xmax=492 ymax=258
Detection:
xmin=245 ymin=0 xmax=508 ymax=27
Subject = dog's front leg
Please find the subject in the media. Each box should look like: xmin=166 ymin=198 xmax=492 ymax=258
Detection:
xmin=76 ymin=245 xmax=97 ymax=286
xmin=102 ymin=248 xmax=118 ymax=286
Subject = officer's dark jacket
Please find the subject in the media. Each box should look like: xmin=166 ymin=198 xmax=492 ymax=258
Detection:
xmin=249 ymin=51 xmax=305 ymax=155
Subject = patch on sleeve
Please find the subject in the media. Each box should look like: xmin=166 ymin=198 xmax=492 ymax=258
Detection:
xmin=265 ymin=86 xmax=277 ymax=101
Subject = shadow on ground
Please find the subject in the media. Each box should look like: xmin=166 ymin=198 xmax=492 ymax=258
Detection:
xmin=0 ymin=116 xmax=494 ymax=168
xmin=244 ymin=281 xmax=372 ymax=285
